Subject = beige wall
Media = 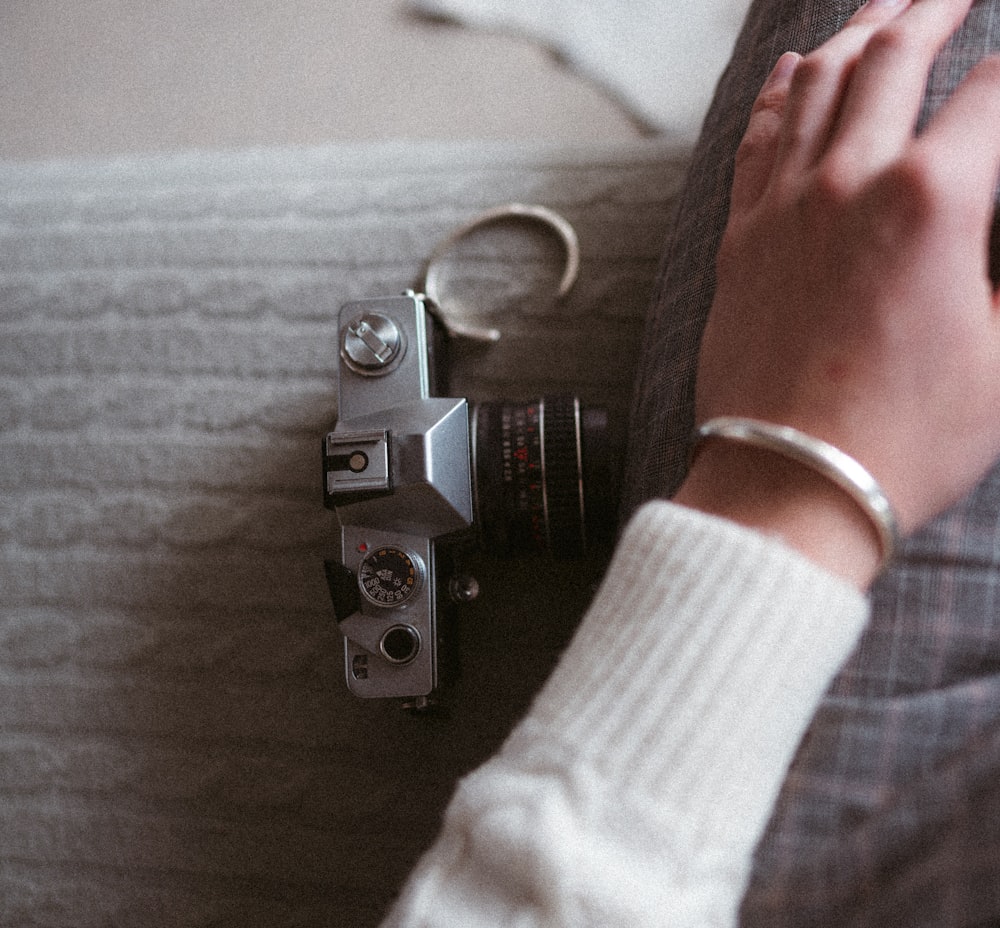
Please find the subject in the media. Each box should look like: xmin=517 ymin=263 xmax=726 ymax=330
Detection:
xmin=0 ymin=0 xmax=641 ymax=160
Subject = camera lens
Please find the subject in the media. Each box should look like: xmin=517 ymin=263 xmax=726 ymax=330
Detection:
xmin=472 ymin=396 xmax=617 ymax=557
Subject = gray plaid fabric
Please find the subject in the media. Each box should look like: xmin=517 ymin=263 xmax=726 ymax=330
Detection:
xmin=622 ymin=1 xmax=1000 ymax=925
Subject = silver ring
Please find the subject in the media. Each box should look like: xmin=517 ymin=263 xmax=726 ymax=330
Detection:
xmin=421 ymin=203 xmax=581 ymax=343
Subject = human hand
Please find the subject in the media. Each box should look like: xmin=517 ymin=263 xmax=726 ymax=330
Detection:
xmin=677 ymin=0 xmax=1000 ymax=584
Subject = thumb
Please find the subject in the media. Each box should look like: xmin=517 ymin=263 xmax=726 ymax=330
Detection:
xmin=730 ymin=53 xmax=801 ymax=213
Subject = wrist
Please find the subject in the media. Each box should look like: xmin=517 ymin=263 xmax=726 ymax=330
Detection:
xmin=673 ymin=440 xmax=884 ymax=589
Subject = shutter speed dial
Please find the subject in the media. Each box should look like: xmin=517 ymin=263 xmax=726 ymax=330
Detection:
xmin=358 ymin=546 xmax=423 ymax=608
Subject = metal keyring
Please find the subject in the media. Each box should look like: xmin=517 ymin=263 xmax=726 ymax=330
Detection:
xmin=420 ymin=202 xmax=581 ymax=343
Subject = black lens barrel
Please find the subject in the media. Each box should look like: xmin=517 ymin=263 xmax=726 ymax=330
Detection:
xmin=473 ymin=396 xmax=616 ymax=557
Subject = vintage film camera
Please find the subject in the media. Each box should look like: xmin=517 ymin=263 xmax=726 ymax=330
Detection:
xmin=322 ymin=291 xmax=616 ymax=705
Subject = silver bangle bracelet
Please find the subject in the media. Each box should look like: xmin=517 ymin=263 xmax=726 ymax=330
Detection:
xmin=692 ymin=417 xmax=900 ymax=569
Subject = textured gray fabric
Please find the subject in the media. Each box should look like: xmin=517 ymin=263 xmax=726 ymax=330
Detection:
xmin=0 ymin=140 xmax=689 ymax=927
xmin=623 ymin=2 xmax=1000 ymax=925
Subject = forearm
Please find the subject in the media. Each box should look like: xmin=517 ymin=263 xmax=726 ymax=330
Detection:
xmin=382 ymin=502 xmax=869 ymax=927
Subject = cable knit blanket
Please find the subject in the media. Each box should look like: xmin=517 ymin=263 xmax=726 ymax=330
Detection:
xmin=1 ymin=139 xmax=689 ymax=927
xmin=408 ymin=0 xmax=751 ymax=139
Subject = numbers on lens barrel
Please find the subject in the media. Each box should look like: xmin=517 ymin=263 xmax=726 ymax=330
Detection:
xmin=358 ymin=546 xmax=423 ymax=607
xmin=501 ymin=403 xmax=547 ymax=548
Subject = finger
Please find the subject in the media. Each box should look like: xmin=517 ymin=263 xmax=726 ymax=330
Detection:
xmin=826 ymin=0 xmax=977 ymax=173
xmin=773 ymin=0 xmax=914 ymax=175
xmin=914 ymin=54 xmax=1000 ymax=256
xmin=730 ymin=52 xmax=801 ymax=211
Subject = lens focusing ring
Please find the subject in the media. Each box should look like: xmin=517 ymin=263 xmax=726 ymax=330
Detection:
xmin=538 ymin=397 xmax=587 ymax=555
xmin=473 ymin=396 xmax=591 ymax=556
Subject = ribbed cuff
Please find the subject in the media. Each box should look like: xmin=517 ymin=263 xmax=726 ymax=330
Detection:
xmin=506 ymin=500 xmax=870 ymax=845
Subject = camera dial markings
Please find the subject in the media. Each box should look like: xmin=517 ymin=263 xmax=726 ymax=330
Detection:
xmin=358 ymin=545 xmax=424 ymax=608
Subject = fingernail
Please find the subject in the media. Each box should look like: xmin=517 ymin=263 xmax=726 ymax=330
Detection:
xmin=866 ymin=0 xmax=907 ymax=9
xmin=768 ymin=52 xmax=800 ymax=84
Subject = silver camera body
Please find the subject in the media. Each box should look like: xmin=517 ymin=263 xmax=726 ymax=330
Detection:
xmin=323 ymin=293 xmax=474 ymax=701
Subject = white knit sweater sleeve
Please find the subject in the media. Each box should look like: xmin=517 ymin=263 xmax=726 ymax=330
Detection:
xmin=381 ymin=501 xmax=870 ymax=927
